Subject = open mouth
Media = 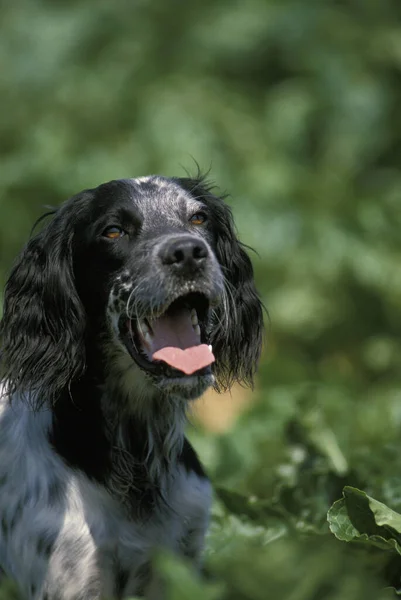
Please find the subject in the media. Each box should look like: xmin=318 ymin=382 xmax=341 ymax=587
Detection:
xmin=120 ymin=292 xmax=215 ymax=378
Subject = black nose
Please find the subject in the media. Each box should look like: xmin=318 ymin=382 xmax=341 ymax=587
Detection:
xmin=159 ymin=236 xmax=208 ymax=273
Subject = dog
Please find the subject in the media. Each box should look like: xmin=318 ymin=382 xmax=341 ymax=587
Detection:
xmin=0 ymin=175 xmax=264 ymax=599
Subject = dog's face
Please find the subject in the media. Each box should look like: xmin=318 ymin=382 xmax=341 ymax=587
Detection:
xmin=73 ymin=177 xmax=226 ymax=399
xmin=0 ymin=176 xmax=264 ymax=408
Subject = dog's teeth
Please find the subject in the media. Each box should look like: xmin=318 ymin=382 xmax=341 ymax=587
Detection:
xmin=143 ymin=331 xmax=152 ymax=347
xmin=139 ymin=319 xmax=150 ymax=334
xmin=208 ymin=345 xmax=213 ymax=352
xmin=194 ymin=324 xmax=201 ymax=337
xmin=191 ymin=309 xmax=198 ymax=326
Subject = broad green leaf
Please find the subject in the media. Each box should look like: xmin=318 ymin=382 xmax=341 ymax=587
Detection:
xmin=328 ymin=487 xmax=401 ymax=555
xmin=328 ymin=498 xmax=361 ymax=542
xmin=365 ymin=493 xmax=401 ymax=533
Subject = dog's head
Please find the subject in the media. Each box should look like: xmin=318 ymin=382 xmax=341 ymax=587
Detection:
xmin=0 ymin=176 xmax=264 ymax=407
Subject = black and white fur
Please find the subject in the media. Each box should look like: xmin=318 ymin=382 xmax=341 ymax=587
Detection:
xmin=0 ymin=175 xmax=263 ymax=599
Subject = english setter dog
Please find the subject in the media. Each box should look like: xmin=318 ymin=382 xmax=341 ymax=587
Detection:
xmin=0 ymin=175 xmax=263 ymax=599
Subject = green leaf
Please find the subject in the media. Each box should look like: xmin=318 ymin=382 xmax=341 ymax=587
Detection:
xmin=328 ymin=498 xmax=362 ymax=542
xmin=365 ymin=493 xmax=401 ymax=533
xmin=328 ymin=486 xmax=401 ymax=555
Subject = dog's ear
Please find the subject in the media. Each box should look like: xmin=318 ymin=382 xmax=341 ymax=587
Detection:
xmin=177 ymin=176 xmax=264 ymax=391
xmin=0 ymin=210 xmax=86 ymax=407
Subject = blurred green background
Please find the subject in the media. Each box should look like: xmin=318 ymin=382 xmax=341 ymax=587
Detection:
xmin=1 ymin=0 xmax=401 ymax=598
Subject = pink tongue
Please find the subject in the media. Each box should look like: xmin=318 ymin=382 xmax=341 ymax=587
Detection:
xmin=153 ymin=345 xmax=215 ymax=375
xmin=147 ymin=307 xmax=215 ymax=375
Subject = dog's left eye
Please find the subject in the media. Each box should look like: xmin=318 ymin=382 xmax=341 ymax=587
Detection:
xmin=189 ymin=212 xmax=207 ymax=226
xmin=103 ymin=226 xmax=126 ymax=240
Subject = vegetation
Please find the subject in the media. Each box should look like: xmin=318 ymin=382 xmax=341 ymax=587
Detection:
xmin=1 ymin=0 xmax=401 ymax=597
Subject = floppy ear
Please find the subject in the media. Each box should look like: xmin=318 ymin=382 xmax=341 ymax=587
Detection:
xmin=0 ymin=213 xmax=86 ymax=407
xmin=177 ymin=176 xmax=264 ymax=391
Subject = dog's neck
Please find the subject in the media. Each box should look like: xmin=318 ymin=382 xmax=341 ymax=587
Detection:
xmin=103 ymin=383 xmax=188 ymax=484
xmin=50 ymin=361 xmax=189 ymax=504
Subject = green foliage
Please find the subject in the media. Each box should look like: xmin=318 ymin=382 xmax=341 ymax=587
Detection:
xmin=1 ymin=0 xmax=401 ymax=598
xmin=154 ymin=553 xmax=223 ymax=600
xmin=329 ymin=487 xmax=401 ymax=547
xmin=0 ymin=580 xmax=22 ymax=600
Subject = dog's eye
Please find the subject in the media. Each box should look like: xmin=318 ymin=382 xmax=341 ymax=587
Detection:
xmin=103 ymin=226 xmax=126 ymax=240
xmin=189 ymin=212 xmax=207 ymax=226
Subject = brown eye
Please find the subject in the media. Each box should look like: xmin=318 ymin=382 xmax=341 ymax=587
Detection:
xmin=190 ymin=212 xmax=207 ymax=226
xmin=103 ymin=226 xmax=125 ymax=240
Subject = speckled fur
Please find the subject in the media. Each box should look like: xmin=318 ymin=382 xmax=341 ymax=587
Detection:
xmin=0 ymin=175 xmax=264 ymax=599
xmin=0 ymin=384 xmax=212 ymax=599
